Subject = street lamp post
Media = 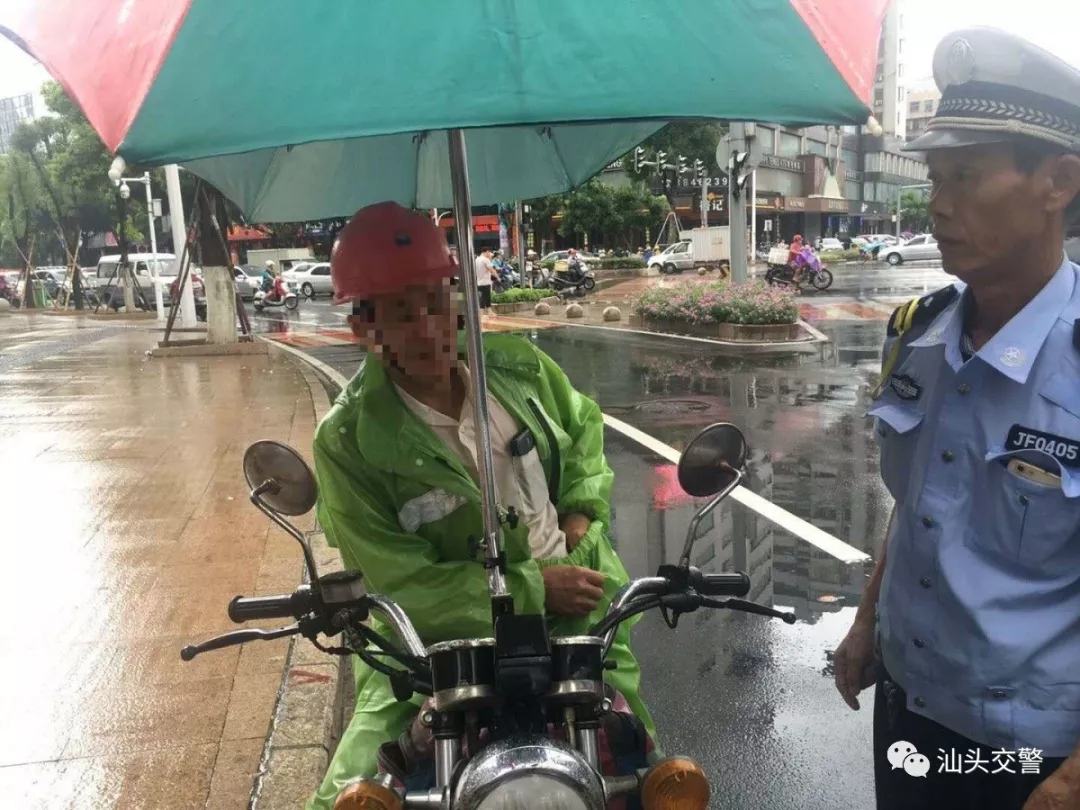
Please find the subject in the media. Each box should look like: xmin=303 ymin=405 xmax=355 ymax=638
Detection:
xmin=107 ymin=165 xmax=164 ymax=320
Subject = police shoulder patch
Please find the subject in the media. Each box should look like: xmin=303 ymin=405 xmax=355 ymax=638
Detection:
xmin=1005 ymin=425 xmax=1080 ymax=468
xmin=889 ymin=373 xmax=921 ymax=400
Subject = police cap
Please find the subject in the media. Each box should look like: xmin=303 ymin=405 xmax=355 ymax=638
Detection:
xmin=903 ymin=28 xmax=1080 ymax=154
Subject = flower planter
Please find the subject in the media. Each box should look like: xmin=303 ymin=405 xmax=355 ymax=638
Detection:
xmin=640 ymin=317 xmax=800 ymax=342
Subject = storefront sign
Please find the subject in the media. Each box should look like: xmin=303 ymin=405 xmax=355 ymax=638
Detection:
xmin=845 ymin=168 xmax=861 ymax=182
xmin=604 ymin=159 xmax=624 ymax=171
xmin=761 ymin=155 xmax=803 ymax=173
xmin=782 ymin=196 xmax=807 ymax=210
xmin=754 ymin=195 xmax=781 ymax=210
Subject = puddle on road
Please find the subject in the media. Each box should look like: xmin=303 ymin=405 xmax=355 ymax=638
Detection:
xmin=527 ymin=327 xmax=892 ymax=623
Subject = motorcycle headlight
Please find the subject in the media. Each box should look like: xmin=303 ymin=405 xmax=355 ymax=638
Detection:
xmin=453 ymin=738 xmax=605 ymax=810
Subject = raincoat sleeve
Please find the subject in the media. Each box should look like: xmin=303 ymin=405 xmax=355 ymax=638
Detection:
xmin=534 ymin=349 xmax=614 ymax=528
xmin=313 ymin=426 xmax=546 ymax=643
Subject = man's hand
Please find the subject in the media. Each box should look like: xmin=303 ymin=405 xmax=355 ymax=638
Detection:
xmin=543 ymin=565 xmax=606 ymax=617
xmin=833 ymin=616 xmax=878 ymax=710
xmin=1022 ymin=765 xmax=1080 ymax=810
xmin=561 ymin=513 xmax=592 ymax=552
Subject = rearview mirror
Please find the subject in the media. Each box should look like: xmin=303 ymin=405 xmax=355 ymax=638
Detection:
xmin=678 ymin=423 xmax=747 ymax=497
xmin=243 ymin=441 xmax=318 ymax=516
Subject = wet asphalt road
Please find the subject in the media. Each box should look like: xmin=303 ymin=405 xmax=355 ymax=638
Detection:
xmin=246 ymin=261 xmax=957 ymax=809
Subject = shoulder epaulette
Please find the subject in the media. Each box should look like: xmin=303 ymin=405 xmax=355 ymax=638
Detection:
xmin=886 ymin=285 xmax=959 ymax=339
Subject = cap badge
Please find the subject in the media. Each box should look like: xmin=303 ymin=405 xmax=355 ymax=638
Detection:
xmin=945 ymin=38 xmax=976 ymax=86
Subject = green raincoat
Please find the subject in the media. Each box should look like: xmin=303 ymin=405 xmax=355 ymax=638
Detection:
xmin=307 ymin=332 xmax=654 ymax=810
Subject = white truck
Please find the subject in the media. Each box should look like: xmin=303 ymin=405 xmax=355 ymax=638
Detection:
xmin=647 ymin=226 xmax=731 ymax=275
xmin=246 ymin=247 xmax=317 ymax=273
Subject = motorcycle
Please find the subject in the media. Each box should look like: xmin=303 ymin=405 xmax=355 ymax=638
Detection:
xmin=183 ymin=422 xmax=795 ymax=810
xmin=765 ymin=246 xmax=833 ymax=291
xmin=254 ymin=282 xmax=300 ymax=312
xmin=537 ymin=262 xmax=596 ymax=298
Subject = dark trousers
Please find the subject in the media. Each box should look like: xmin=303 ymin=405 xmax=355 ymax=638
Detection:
xmin=873 ymin=667 xmax=1065 ymax=810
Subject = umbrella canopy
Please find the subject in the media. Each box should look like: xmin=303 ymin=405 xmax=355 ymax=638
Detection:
xmin=179 ymin=123 xmax=664 ymax=221
xmin=3 ymin=0 xmax=888 ymax=217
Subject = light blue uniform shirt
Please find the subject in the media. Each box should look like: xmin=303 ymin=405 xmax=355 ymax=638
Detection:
xmin=872 ymin=256 xmax=1080 ymax=757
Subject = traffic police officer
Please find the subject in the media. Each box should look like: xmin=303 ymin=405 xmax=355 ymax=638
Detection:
xmin=831 ymin=28 xmax=1080 ymax=810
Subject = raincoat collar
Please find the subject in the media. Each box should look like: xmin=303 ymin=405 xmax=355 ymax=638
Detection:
xmin=351 ymin=332 xmax=541 ymax=476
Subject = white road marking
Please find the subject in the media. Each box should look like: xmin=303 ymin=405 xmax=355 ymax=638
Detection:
xmin=271 ymin=338 xmax=870 ymax=565
xmin=603 ymin=413 xmax=870 ymax=564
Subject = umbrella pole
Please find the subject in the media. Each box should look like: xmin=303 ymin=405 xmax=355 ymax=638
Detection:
xmin=447 ymin=128 xmax=511 ymax=609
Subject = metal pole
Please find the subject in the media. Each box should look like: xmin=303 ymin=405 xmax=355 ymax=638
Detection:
xmin=514 ymin=199 xmax=525 ymax=288
xmin=750 ymin=170 xmax=758 ymax=262
xmin=447 ymin=128 xmax=509 ymax=602
xmin=895 ymin=184 xmax=902 ymax=239
xmin=119 ymin=193 xmax=136 ymax=312
xmin=165 ymin=164 xmax=196 ymax=327
xmin=728 ymin=122 xmax=749 ymax=283
xmin=143 ymin=172 xmax=164 ymax=321
xmin=701 ymin=176 xmax=708 ymax=229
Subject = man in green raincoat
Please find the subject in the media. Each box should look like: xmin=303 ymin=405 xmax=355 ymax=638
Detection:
xmin=307 ymin=202 xmax=654 ymax=810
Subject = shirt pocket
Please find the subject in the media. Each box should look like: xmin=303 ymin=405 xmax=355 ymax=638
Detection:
xmin=511 ymin=445 xmax=553 ymax=521
xmin=967 ymin=448 xmax=1080 ymax=569
xmin=868 ymin=401 xmax=924 ymax=503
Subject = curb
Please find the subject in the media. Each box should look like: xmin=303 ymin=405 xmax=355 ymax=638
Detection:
xmin=253 ymin=342 xmax=352 ymax=810
xmin=490 ymin=312 xmax=828 ymax=353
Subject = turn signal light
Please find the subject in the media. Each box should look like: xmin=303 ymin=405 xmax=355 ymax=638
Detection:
xmin=641 ymin=757 xmax=711 ymax=810
xmin=334 ymin=778 xmax=403 ymax=810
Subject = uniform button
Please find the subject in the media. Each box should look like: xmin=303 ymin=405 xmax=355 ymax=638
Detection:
xmin=919 ymin=577 xmax=932 ymax=589
xmin=957 ymin=384 xmax=971 ymax=395
xmin=914 ymin=696 xmax=927 ymax=708
xmin=992 ymin=690 xmax=1008 ymax=700
xmin=921 ymin=516 xmax=934 ymax=528
xmin=941 ymin=450 xmax=955 ymax=462
xmin=913 ymin=638 xmax=926 ymax=649
xmin=415 ymin=458 xmax=424 ymax=467
xmin=1019 ymin=494 xmax=1029 ymax=506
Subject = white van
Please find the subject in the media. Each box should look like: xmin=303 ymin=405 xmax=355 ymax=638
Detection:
xmin=96 ymin=253 xmax=190 ymax=307
xmin=246 ymin=248 xmax=316 ymax=273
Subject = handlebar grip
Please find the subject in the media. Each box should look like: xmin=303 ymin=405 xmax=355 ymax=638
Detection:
xmin=228 ymin=594 xmax=296 ymax=623
xmin=694 ymin=572 xmax=751 ymax=597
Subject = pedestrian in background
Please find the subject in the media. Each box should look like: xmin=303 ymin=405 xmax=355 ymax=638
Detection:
xmin=474 ymin=247 xmax=496 ymax=315
xmin=832 ymin=27 xmax=1080 ymax=810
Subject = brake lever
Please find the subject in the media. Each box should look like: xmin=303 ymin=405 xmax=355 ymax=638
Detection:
xmin=180 ymin=624 xmax=300 ymax=661
xmin=701 ymin=597 xmax=797 ymax=624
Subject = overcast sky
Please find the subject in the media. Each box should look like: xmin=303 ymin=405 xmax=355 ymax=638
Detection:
xmin=1 ymin=1 xmax=1078 ymax=101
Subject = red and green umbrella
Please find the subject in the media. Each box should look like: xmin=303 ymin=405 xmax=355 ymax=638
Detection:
xmin=2 ymin=0 xmax=889 ymax=217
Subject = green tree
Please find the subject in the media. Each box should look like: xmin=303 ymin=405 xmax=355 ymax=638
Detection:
xmin=894 ymin=190 xmax=930 ymax=233
xmin=556 ymin=179 xmax=669 ymax=248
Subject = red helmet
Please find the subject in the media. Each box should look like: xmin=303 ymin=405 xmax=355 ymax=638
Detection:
xmin=793 ymin=234 xmax=803 ymax=242
xmin=330 ymin=201 xmax=455 ymax=305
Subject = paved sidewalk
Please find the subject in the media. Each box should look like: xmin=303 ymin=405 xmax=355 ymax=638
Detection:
xmin=0 ymin=314 xmax=314 ymax=809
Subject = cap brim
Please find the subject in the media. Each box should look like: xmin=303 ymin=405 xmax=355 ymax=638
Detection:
xmin=902 ymin=127 xmax=1013 ymax=153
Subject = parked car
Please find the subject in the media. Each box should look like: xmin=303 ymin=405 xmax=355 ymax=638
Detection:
xmin=33 ymin=268 xmax=67 ymax=298
xmin=232 ymin=265 xmax=263 ymax=300
xmin=879 ymin=234 xmax=941 ymax=266
xmin=283 ymin=261 xmax=333 ymax=298
xmin=817 ymin=237 xmax=845 ymax=252
xmin=96 ymin=253 xmax=179 ymax=308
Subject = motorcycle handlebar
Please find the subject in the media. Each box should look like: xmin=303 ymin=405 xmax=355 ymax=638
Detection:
xmin=229 ymin=593 xmax=305 ymax=623
xmin=691 ymin=571 xmax=751 ymax=597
